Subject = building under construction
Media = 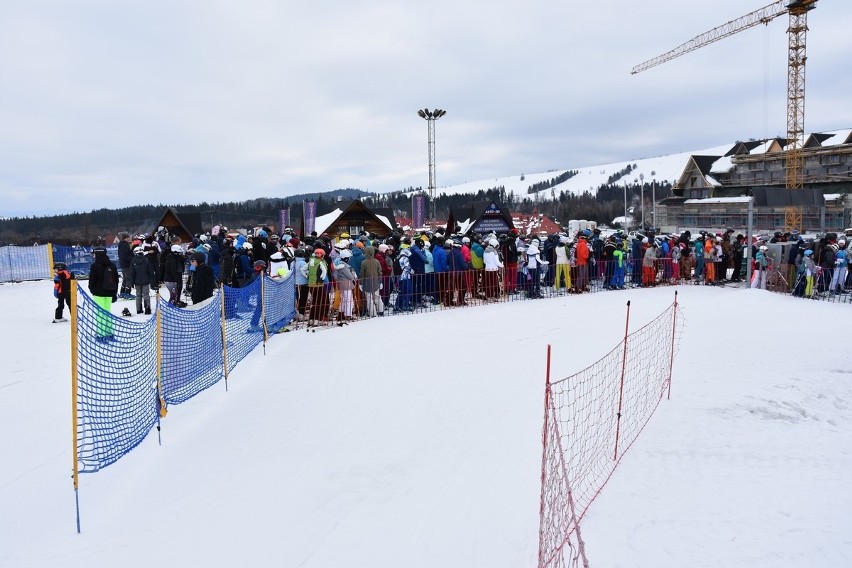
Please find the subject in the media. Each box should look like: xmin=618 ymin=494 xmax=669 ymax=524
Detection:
xmin=656 ymin=129 xmax=852 ymax=235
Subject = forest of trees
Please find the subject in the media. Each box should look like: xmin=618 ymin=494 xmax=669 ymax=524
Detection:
xmin=0 ymin=181 xmax=672 ymax=245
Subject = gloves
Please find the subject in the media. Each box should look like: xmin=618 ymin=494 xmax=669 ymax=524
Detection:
xmin=112 ymin=295 xmax=117 ymax=303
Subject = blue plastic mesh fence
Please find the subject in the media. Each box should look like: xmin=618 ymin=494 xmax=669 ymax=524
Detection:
xmin=75 ymin=284 xmax=159 ymax=473
xmin=52 ymin=244 xmax=120 ymax=278
xmin=158 ymin=296 xmax=225 ymax=405
xmin=0 ymin=244 xmax=51 ymax=282
xmin=261 ymin=274 xmax=297 ymax=334
xmin=73 ymin=271 xmax=298 ymax=474
xmin=222 ymin=278 xmax=266 ymax=371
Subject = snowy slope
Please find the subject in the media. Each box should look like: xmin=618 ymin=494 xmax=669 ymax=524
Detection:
xmin=0 ymin=282 xmax=850 ymax=567
xmin=419 ymin=144 xmax=734 ymax=200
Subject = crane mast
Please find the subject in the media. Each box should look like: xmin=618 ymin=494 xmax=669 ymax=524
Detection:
xmin=631 ymin=1 xmax=819 ymax=190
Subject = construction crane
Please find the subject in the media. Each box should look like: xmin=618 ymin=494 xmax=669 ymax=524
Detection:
xmin=631 ymin=1 xmax=819 ymax=192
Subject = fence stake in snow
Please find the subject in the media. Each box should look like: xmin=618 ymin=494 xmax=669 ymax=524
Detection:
xmin=613 ymin=300 xmax=631 ymax=461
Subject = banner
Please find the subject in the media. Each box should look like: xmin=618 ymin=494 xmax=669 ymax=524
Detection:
xmin=412 ymin=194 xmax=426 ymax=229
xmin=303 ymin=201 xmax=317 ymax=237
xmin=279 ymin=208 xmax=290 ymax=233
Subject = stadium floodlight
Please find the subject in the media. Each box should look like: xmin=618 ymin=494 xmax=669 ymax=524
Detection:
xmin=417 ymin=107 xmax=447 ymax=223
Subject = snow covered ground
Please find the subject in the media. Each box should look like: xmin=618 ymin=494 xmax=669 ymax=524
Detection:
xmin=1 ymin=281 xmax=850 ymax=567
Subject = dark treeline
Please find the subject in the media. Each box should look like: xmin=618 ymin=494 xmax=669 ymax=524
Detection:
xmin=1 ymin=181 xmax=672 ymax=245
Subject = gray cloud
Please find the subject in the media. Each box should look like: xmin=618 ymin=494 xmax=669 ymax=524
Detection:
xmin=1 ymin=0 xmax=850 ymax=217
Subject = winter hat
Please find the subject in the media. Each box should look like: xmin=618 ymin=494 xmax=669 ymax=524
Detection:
xmin=339 ymin=249 xmax=352 ymax=259
xmin=134 ymin=246 xmax=145 ymax=255
xmin=803 ymin=249 xmax=813 ymax=256
xmin=288 ymin=237 xmax=301 ymax=248
xmin=192 ymin=252 xmax=205 ymax=264
xmin=378 ymin=244 xmax=389 ymax=253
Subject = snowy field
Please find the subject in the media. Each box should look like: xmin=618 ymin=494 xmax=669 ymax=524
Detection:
xmin=0 ymin=281 xmax=850 ymax=567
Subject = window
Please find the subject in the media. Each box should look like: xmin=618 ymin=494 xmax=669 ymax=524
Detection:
xmin=348 ymin=225 xmax=364 ymax=236
xmin=748 ymin=161 xmax=764 ymax=171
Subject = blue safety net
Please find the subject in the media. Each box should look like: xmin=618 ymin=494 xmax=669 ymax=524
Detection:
xmin=262 ymin=273 xmax=297 ymax=334
xmin=73 ymin=271 xmax=298 ymax=474
xmin=158 ymin=296 xmax=225 ymax=405
xmin=0 ymin=244 xmax=51 ymax=282
xmin=75 ymin=285 xmax=159 ymax=473
xmin=52 ymin=244 xmax=120 ymax=278
xmin=221 ymin=278 xmax=265 ymax=372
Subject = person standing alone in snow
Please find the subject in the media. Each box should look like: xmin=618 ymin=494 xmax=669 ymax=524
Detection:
xmin=52 ymin=262 xmax=75 ymax=323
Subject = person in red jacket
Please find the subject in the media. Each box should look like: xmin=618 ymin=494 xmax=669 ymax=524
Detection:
xmin=575 ymin=230 xmax=591 ymax=292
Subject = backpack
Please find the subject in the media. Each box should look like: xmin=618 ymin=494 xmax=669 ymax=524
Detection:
xmin=102 ymin=264 xmax=119 ymax=292
xmin=392 ymin=255 xmax=403 ymax=276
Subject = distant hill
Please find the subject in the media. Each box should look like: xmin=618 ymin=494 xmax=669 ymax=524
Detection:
xmin=0 ymin=144 xmax=731 ymax=244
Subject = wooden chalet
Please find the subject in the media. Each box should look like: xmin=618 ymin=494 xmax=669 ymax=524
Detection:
xmin=313 ymin=199 xmax=398 ymax=239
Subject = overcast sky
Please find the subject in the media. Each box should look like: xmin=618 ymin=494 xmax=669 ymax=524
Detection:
xmin=2 ymin=0 xmax=851 ymax=217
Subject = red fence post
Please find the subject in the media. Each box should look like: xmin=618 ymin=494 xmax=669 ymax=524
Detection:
xmin=538 ymin=344 xmax=552 ymax=568
xmin=667 ymin=291 xmax=678 ymax=400
xmin=613 ymin=300 xmax=631 ymax=461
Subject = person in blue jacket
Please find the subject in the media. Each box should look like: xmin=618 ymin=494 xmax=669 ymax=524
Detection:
xmin=446 ymin=241 xmax=468 ymax=306
xmin=431 ymin=237 xmax=449 ymax=305
xmin=407 ymin=239 xmax=428 ymax=305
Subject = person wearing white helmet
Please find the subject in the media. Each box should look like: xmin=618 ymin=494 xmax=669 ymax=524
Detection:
xmin=161 ymin=244 xmax=185 ymax=306
xmin=524 ymin=238 xmax=548 ymax=299
xmin=829 ymin=239 xmax=848 ymax=294
xmin=234 ymin=241 xmax=255 ymax=287
xmin=482 ymin=237 xmax=504 ymax=300
xmin=333 ymin=248 xmax=358 ymax=320
xmin=128 ymin=244 xmax=157 ymax=315
xmin=752 ymin=245 xmax=770 ymax=289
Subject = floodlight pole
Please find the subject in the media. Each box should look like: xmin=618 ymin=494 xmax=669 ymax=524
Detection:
xmin=418 ymin=108 xmax=446 ymax=224
xmin=652 ymin=178 xmax=656 ymax=231
xmin=639 ymin=173 xmax=645 ymax=230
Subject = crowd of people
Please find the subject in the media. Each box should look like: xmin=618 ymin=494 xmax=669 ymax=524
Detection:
xmin=52 ymin=224 xmax=851 ymax=325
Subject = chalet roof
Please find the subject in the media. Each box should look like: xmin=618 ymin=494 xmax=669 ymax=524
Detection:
xmin=804 ymin=132 xmax=834 ymax=148
xmin=815 ymin=129 xmax=852 ymax=147
xmin=314 ymin=199 xmax=398 ymax=235
xmin=153 ymin=207 xmax=202 ymax=242
xmin=692 ymin=155 xmax=723 ymax=175
xmin=725 ymin=140 xmax=764 ymax=156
